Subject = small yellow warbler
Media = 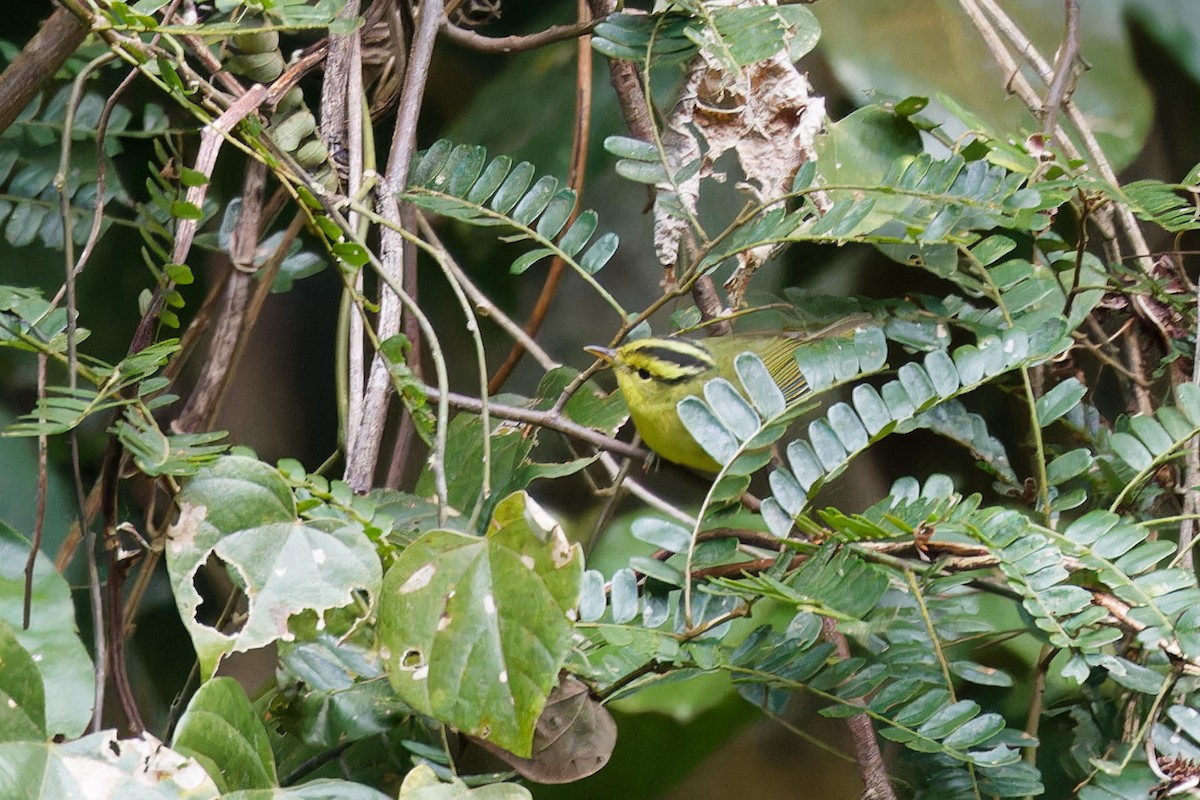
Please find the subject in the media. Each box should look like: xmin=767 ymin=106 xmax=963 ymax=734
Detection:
xmin=585 ymin=335 xmax=808 ymax=472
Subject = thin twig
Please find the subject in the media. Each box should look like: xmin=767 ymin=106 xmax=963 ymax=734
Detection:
xmin=413 ymin=216 xmax=492 ymax=530
xmin=351 ymin=0 xmax=444 ymax=491
xmin=487 ymin=0 xmax=594 ymax=393
xmin=423 ymin=216 xmax=560 ymax=371
xmin=1023 ymin=645 xmax=1054 ymax=765
xmin=319 ymin=0 xmax=361 ymax=183
xmin=23 ymin=355 xmax=49 ymax=630
xmin=1179 ymin=271 xmax=1200 ymax=569
xmin=49 ymin=58 xmax=144 ymax=311
xmin=1070 ymin=330 xmax=1151 ymax=386
xmin=385 ymin=203 xmax=423 ymax=489
xmin=426 ymin=386 xmax=647 ymax=462
xmin=597 ymin=453 xmax=696 ymax=525
xmin=280 ymin=741 xmax=356 ymax=786
xmin=587 ymin=0 xmax=655 ymax=141
xmin=57 ymin=51 xmax=116 ymax=735
xmin=1039 ymin=0 xmax=1080 ymax=141
xmin=821 ymin=617 xmax=897 ymax=800
xmin=130 ymin=84 xmax=269 ymax=355
xmin=439 ymin=17 xmax=597 ymax=53
xmin=969 ymin=0 xmax=1154 ymax=277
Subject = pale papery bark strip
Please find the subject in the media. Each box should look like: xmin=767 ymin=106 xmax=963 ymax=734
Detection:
xmin=348 ymin=1 xmax=445 ymax=492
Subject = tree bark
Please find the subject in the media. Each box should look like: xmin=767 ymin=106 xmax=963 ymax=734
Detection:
xmin=0 ymin=6 xmax=89 ymax=135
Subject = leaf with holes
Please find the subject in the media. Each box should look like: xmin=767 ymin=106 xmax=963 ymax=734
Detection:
xmin=164 ymin=456 xmax=381 ymax=679
xmin=0 ymin=731 xmax=219 ymax=799
xmin=377 ymin=492 xmax=582 ymax=757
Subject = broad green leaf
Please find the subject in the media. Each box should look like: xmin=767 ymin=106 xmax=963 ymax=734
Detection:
xmin=428 ymin=410 xmax=592 ymax=521
xmin=1114 ymin=541 xmax=1175 ymax=576
xmin=693 ymin=6 xmax=820 ymax=67
xmin=165 ymin=456 xmax=380 ymax=679
xmin=275 ymin=634 xmax=405 ymax=748
xmin=826 ymin=402 xmax=869 ymax=453
xmin=173 ymin=677 xmax=276 ymax=793
xmin=511 ymin=175 xmax=558 ymax=226
xmin=378 ymin=492 xmax=582 ymax=756
xmin=813 ymin=104 xmax=923 ymax=231
xmin=557 ymin=211 xmax=598 ymax=256
xmin=510 ymin=247 xmax=554 ymax=275
xmin=535 ymin=367 xmax=629 ymax=434
xmin=464 ymin=155 xmax=512 ymax=204
xmin=0 ymin=522 xmax=93 ymax=739
xmin=897 ymin=362 xmax=936 ymax=407
xmin=490 ymin=162 xmax=536 ymax=214
xmin=923 ymin=350 xmax=960 ymax=397
xmin=936 ymin=714 xmax=1003 ymax=753
xmin=535 ymin=190 xmax=576 ymax=239
xmin=808 ymin=419 xmax=848 ymax=469
xmin=1092 ymin=655 xmax=1166 ymax=695
xmin=736 ymin=352 xmax=787 ymax=418
xmin=851 ymin=383 xmax=891 ymax=436
xmin=768 ymin=468 xmax=806 ymax=518
xmin=604 ymin=136 xmax=658 ymax=161
xmin=1128 ymin=415 xmax=1174 ymax=455
xmin=853 ymin=325 xmax=888 ymax=372
xmin=614 ymin=158 xmax=669 ymax=184
xmin=442 ymin=145 xmax=488 ymax=197
xmin=0 ymin=620 xmax=44 ymax=742
xmin=579 ymin=232 xmax=619 ymax=274
xmin=629 ymin=556 xmax=684 ymax=586
xmin=785 ymin=440 xmax=824 ymax=492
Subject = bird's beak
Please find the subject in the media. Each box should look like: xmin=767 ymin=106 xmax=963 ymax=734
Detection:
xmin=584 ymin=345 xmax=615 ymax=364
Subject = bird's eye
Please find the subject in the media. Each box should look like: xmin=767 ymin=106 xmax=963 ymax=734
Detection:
xmin=637 ymin=368 xmax=651 ymax=380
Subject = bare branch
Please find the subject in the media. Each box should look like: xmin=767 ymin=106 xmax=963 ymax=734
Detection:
xmin=0 ymin=6 xmax=88 ymax=135
xmin=439 ymin=17 xmax=597 ymax=53
xmin=350 ymin=0 xmax=444 ymax=491
xmin=1039 ymin=0 xmax=1081 ymax=140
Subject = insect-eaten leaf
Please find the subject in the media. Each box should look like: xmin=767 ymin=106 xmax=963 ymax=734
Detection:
xmin=164 ymin=456 xmax=382 ymax=680
xmin=378 ymin=492 xmax=583 ymax=757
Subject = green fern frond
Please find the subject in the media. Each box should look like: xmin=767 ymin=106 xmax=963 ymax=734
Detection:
xmin=693 ymin=153 xmax=1065 ymax=277
xmin=0 ymin=285 xmax=75 ymax=354
xmin=404 ymin=141 xmax=623 ymax=315
xmin=0 ymin=79 xmax=153 ymax=251
xmin=2 ymin=339 xmax=180 ymax=438
xmin=1090 ymin=176 xmax=1200 ymax=232
xmin=761 ymin=325 xmax=1058 ymax=530
xmin=113 ymin=410 xmax=227 ymax=477
xmin=1102 ymin=383 xmax=1200 ymax=509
